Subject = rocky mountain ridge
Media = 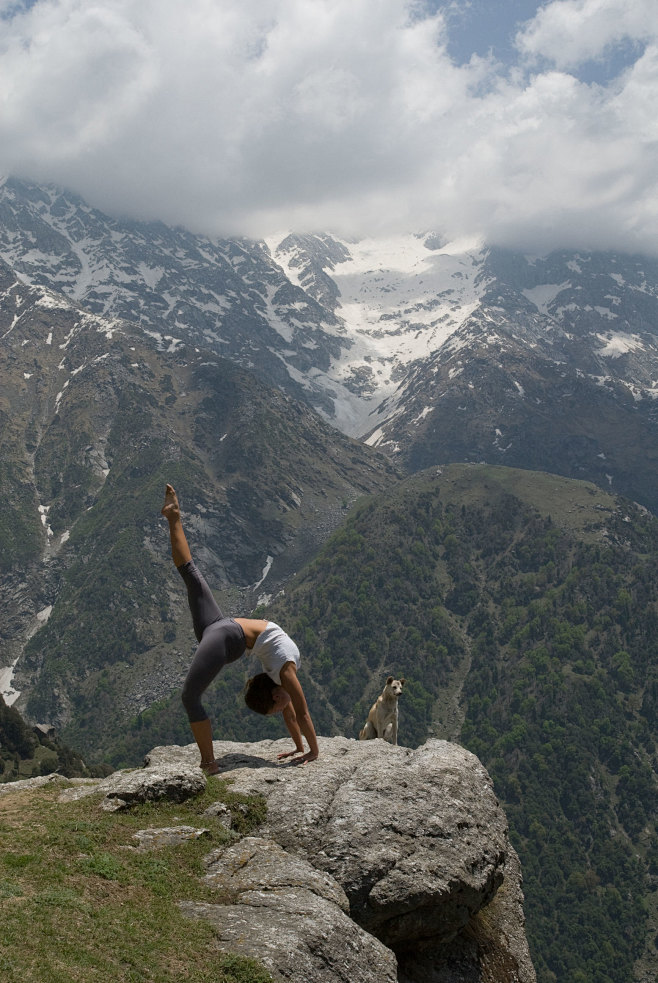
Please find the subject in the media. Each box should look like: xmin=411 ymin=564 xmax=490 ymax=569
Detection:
xmin=3 ymin=177 xmax=658 ymax=511
xmin=363 ymin=247 xmax=658 ymax=511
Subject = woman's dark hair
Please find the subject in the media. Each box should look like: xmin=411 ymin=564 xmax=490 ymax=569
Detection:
xmin=244 ymin=673 xmax=277 ymax=715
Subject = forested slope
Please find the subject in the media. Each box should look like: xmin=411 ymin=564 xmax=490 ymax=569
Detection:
xmin=0 ymin=695 xmax=95 ymax=782
xmin=260 ymin=464 xmax=658 ymax=983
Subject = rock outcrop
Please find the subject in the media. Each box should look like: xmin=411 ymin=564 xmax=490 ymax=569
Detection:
xmin=144 ymin=736 xmax=536 ymax=983
xmin=6 ymin=735 xmax=535 ymax=981
xmin=57 ymin=762 xmax=206 ymax=811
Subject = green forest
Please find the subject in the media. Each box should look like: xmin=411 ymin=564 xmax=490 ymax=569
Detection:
xmin=250 ymin=465 xmax=658 ymax=983
xmin=0 ymin=694 xmax=102 ymax=782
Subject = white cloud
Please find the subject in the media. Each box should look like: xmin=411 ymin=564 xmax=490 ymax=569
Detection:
xmin=515 ymin=0 xmax=658 ymax=70
xmin=0 ymin=0 xmax=657 ymax=256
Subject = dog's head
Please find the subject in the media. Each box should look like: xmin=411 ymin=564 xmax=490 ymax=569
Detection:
xmin=384 ymin=675 xmax=405 ymax=698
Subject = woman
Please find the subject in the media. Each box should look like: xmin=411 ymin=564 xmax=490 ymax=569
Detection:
xmin=161 ymin=484 xmax=319 ymax=773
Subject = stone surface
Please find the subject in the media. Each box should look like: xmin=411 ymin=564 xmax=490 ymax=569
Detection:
xmin=181 ymin=834 xmax=398 ymax=983
xmin=57 ymin=763 xmax=206 ymax=809
xmin=147 ymin=736 xmax=510 ymax=949
xmin=202 ymin=801 xmax=232 ymax=827
xmin=203 ymin=835 xmax=350 ymax=911
xmin=396 ymin=848 xmax=535 ymax=983
xmin=133 ymin=825 xmax=212 ymax=850
xmin=0 ymin=772 xmax=75 ymax=796
xmin=2 ymin=736 xmax=536 ymax=982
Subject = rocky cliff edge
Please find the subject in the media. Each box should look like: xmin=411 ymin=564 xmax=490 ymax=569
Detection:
xmin=7 ymin=736 xmax=536 ymax=983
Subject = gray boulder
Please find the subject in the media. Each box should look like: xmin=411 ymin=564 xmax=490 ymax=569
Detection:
xmin=133 ymin=825 xmax=212 ymax=850
xmin=1 ymin=736 xmax=535 ymax=982
xmin=180 ymin=835 xmax=398 ymax=983
xmin=146 ymin=736 xmax=536 ymax=982
xmin=57 ymin=763 xmax=205 ymax=810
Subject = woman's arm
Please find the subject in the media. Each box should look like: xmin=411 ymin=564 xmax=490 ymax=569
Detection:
xmin=277 ymin=702 xmax=305 ymax=759
xmin=279 ymin=662 xmax=319 ymax=762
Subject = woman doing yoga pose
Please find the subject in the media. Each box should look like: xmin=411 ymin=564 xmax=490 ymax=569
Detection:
xmin=161 ymin=484 xmax=319 ymax=773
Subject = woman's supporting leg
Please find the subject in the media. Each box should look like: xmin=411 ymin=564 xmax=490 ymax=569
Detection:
xmin=190 ymin=719 xmax=219 ymax=773
xmin=180 ymin=622 xmax=247 ymax=772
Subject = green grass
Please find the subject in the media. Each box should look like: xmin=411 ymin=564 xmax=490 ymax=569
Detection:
xmin=0 ymin=779 xmax=272 ymax=983
xmin=419 ymin=463 xmax=619 ymax=541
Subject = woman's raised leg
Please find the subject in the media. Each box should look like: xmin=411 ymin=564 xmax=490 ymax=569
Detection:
xmin=161 ymin=483 xmax=222 ymax=775
xmin=161 ymin=484 xmax=192 ymax=566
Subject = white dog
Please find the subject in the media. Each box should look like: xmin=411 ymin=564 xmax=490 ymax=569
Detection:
xmin=359 ymin=676 xmax=405 ymax=745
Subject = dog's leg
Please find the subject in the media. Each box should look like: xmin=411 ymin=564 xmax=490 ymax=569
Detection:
xmin=359 ymin=720 xmax=377 ymax=740
xmin=382 ymin=721 xmax=395 ymax=744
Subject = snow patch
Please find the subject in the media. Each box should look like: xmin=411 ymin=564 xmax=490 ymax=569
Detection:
xmin=39 ymin=504 xmax=54 ymax=538
xmin=251 ymin=555 xmax=274 ymax=590
xmin=271 ymin=232 xmax=487 ymax=437
xmin=0 ymin=658 xmax=21 ymax=706
xmin=596 ymin=333 xmax=645 ymax=357
xmin=54 ymin=380 xmax=69 ymax=413
xmin=138 ymin=262 xmax=165 ymax=289
xmin=594 ymin=306 xmax=618 ymax=320
xmin=37 ymin=291 xmax=71 ymax=311
xmin=412 ymin=406 xmax=433 ymax=424
xmin=522 ymin=282 xmax=570 ymax=314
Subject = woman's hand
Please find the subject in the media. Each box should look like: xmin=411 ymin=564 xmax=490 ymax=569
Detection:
xmin=279 ymin=662 xmax=320 ymax=761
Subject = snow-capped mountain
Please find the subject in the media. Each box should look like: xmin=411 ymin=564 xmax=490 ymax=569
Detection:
xmin=0 ymin=178 xmax=494 ymax=435
xmin=359 ymin=246 xmax=658 ymax=510
xmin=3 ymin=176 xmax=658 ymax=510
xmin=270 ymin=231 xmax=487 ymax=434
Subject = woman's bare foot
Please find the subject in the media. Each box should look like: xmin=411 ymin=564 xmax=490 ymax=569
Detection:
xmin=200 ymin=759 xmax=221 ymax=776
xmin=161 ymin=483 xmax=180 ymax=522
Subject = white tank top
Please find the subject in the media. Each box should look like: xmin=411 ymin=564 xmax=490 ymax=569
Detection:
xmin=250 ymin=622 xmax=300 ymax=685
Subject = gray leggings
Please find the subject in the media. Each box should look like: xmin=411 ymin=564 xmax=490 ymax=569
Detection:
xmin=178 ymin=560 xmax=246 ymax=722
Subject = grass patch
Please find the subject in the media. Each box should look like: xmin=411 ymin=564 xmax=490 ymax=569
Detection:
xmin=0 ymin=779 xmax=272 ymax=983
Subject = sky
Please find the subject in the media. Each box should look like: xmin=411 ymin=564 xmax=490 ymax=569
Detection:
xmin=0 ymin=0 xmax=657 ymax=255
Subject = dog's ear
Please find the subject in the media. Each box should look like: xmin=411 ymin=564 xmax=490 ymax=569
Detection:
xmin=386 ymin=675 xmax=394 ymax=685
xmin=400 ymin=678 xmax=405 ymax=686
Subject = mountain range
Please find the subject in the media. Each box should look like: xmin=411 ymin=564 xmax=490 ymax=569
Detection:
xmin=3 ymin=175 xmax=658 ymax=513
xmin=1 ymin=176 xmax=657 ymax=983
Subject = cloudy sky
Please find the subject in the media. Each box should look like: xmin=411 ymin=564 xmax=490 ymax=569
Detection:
xmin=1 ymin=0 xmax=657 ymax=255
